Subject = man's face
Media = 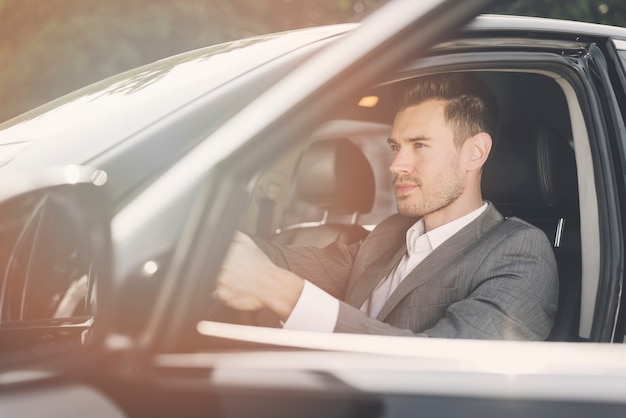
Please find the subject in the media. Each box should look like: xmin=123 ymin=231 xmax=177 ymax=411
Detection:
xmin=387 ymin=99 xmax=466 ymax=218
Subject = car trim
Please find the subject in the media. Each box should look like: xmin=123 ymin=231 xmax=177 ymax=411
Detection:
xmin=613 ymin=39 xmax=626 ymax=51
xmin=470 ymin=14 xmax=626 ymax=39
xmin=164 ymin=321 xmax=626 ymax=403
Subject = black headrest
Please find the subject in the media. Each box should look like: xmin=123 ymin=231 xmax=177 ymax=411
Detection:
xmin=482 ymin=122 xmax=578 ymax=213
xmin=296 ymin=138 xmax=375 ymax=214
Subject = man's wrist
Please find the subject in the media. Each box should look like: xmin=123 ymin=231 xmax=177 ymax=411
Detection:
xmin=282 ymin=280 xmax=339 ymax=332
xmin=264 ymin=269 xmax=305 ymax=321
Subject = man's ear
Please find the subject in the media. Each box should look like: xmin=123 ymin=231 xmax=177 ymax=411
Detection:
xmin=465 ymin=132 xmax=492 ymax=171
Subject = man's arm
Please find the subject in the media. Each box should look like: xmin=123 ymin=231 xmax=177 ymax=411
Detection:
xmin=215 ymin=231 xmax=359 ymax=323
xmin=216 ymin=220 xmax=558 ymax=340
xmin=252 ymin=236 xmax=361 ymax=298
xmin=214 ymin=232 xmax=304 ymax=320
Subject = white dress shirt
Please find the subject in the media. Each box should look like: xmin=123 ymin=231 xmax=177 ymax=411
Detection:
xmin=282 ymin=203 xmax=488 ymax=332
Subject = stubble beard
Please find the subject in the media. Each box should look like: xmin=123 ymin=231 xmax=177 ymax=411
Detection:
xmin=395 ymin=171 xmax=465 ymax=218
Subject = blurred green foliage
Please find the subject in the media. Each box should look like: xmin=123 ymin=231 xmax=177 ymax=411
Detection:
xmin=1 ymin=0 xmax=625 ymax=123
xmin=0 ymin=0 xmax=384 ymax=122
xmin=489 ymin=0 xmax=626 ymax=27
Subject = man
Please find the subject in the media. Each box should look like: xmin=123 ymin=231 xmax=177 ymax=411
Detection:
xmin=215 ymin=73 xmax=559 ymax=340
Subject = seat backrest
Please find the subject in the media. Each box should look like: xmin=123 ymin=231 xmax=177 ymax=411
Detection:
xmin=482 ymin=121 xmax=581 ymax=341
xmin=483 ymin=122 xmax=578 ymax=223
xmin=274 ymin=138 xmax=376 ymax=247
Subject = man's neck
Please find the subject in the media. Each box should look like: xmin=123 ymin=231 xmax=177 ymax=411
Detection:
xmin=423 ymin=195 xmax=485 ymax=232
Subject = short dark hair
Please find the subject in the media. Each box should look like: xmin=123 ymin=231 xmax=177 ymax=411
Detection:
xmin=394 ymin=73 xmax=498 ymax=147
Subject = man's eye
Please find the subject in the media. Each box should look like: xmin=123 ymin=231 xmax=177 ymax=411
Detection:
xmin=414 ymin=142 xmax=425 ymax=149
xmin=389 ymin=144 xmax=400 ymax=152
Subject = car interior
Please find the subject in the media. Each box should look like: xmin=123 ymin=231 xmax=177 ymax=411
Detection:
xmin=240 ymin=68 xmax=589 ymax=343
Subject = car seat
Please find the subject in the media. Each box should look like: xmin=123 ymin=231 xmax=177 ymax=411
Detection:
xmin=482 ymin=120 xmax=582 ymax=341
xmin=273 ymin=138 xmax=375 ymax=247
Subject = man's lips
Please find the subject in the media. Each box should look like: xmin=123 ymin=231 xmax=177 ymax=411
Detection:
xmin=394 ymin=182 xmax=419 ymax=195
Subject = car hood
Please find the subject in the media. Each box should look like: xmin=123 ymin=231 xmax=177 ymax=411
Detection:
xmin=0 ymin=25 xmax=353 ymax=171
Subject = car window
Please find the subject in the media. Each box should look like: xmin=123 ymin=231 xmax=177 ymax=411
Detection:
xmin=197 ymin=66 xmax=589 ymax=344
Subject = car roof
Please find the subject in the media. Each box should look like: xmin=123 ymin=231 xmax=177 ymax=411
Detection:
xmin=469 ymin=13 xmax=626 ymax=39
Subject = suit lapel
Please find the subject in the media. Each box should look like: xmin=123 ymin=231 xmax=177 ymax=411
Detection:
xmin=345 ymin=244 xmax=406 ymax=308
xmin=376 ymin=203 xmax=504 ymax=320
xmin=344 ymin=215 xmax=415 ymax=308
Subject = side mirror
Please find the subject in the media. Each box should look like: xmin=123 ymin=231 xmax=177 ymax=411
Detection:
xmin=0 ymin=166 xmax=110 ymax=357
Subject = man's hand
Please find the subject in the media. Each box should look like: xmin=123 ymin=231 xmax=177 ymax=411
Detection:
xmin=214 ymin=231 xmax=304 ymax=321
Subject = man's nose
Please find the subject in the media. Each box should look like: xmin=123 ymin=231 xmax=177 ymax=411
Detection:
xmin=389 ymin=148 xmax=412 ymax=175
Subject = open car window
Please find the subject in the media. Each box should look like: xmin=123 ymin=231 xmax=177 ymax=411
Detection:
xmin=118 ymin=65 xmax=603 ymax=351
xmin=221 ymin=66 xmax=590 ymax=342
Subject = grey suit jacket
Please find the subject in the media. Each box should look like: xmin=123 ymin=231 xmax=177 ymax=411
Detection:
xmin=258 ymin=203 xmax=559 ymax=340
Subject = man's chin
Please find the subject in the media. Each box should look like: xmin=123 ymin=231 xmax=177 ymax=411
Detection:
xmin=397 ymin=205 xmax=423 ymax=218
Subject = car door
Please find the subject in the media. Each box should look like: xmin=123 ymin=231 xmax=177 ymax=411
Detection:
xmin=517 ymin=39 xmax=626 ymax=343
xmin=602 ymin=37 xmax=626 ymax=342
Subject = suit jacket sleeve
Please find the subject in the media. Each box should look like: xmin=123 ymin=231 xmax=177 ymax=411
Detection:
xmin=253 ymin=238 xmax=361 ymax=299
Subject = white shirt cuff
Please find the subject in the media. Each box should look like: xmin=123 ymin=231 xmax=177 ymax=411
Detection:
xmin=282 ymin=280 xmax=339 ymax=332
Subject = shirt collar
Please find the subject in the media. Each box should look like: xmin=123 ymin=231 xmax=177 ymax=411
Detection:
xmin=406 ymin=202 xmax=488 ymax=254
